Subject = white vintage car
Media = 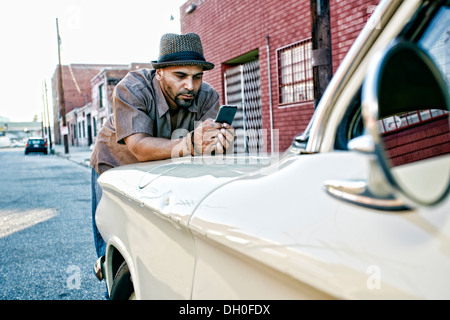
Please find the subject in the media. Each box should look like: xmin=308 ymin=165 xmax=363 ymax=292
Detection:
xmin=95 ymin=0 xmax=450 ymax=300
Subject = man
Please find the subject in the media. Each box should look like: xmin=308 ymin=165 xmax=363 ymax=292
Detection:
xmin=90 ymin=33 xmax=235 ymax=259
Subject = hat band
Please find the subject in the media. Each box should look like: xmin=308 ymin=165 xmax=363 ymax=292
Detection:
xmin=157 ymin=51 xmax=206 ymax=63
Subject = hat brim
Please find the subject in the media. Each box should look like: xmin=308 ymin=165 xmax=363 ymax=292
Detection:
xmin=151 ymin=60 xmax=214 ymax=70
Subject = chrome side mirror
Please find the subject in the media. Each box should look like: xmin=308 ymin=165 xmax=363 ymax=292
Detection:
xmin=362 ymin=40 xmax=450 ymax=207
xmin=325 ymin=40 xmax=449 ymax=210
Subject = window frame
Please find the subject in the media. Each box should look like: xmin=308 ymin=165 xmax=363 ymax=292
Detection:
xmin=99 ymin=84 xmax=106 ymax=109
xmin=276 ymin=38 xmax=314 ymax=106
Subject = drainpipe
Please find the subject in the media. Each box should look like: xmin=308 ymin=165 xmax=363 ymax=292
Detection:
xmin=265 ymin=35 xmax=274 ymax=154
xmin=240 ymin=65 xmax=247 ymax=154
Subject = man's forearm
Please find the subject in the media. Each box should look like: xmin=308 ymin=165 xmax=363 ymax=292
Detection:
xmin=123 ymin=119 xmax=234 ymax=163
xmin=124 ymin=133 xmax=190 ymax=162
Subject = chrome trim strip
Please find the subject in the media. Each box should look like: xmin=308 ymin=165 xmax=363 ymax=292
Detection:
xmin=324 ymin=180 xmax=409 ymax=211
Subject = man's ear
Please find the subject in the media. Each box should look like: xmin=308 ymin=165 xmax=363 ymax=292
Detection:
xmin=155 ymin=68 xmax=163 ymax=81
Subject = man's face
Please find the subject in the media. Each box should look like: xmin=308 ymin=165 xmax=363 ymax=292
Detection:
xmin=156 ymin=65 xmax=204 ymax=109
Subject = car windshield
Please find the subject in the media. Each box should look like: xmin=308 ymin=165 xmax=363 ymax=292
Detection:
xmin=418 ymin=5 xmax=450 ymax=86
xmin=379 ymin=4 xmax=450 ymax=135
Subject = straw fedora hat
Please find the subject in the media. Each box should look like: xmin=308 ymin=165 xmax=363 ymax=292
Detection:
xmin=151 ymin=33 xmax=214 ymax=70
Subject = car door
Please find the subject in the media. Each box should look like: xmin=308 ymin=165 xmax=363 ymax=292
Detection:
xmin=188 ymin=0 xmax=450 ymax=299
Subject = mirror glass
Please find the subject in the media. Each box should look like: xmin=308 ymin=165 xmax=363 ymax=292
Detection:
xmin=373 ymin=6 xmax=450 ymax=205
xmin=379 ymin=110 xmax=449 ymax=204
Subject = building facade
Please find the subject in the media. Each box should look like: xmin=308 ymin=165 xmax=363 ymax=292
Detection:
xmin=52 ymin=63 xmax=150 ymax=148
xmin=180 ymin=0 xmax=380 ymax=153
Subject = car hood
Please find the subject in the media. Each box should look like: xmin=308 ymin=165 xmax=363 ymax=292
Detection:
xmin=97 ymin=154 xmax=283 ymax=226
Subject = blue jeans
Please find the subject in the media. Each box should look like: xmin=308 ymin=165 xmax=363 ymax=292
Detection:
xmin=91 ymin=167 xmax=106 ymax=258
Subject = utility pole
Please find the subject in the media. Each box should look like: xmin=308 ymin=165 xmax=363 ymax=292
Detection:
xmin=310 ymin=0 xmax=333 ymax=108
xmin=41 ymin=85 xmax=47 ymax=144
xmin=42 ymin=82 xmax=48 ymax=139
xmin=56 ymin=18 xmax=69 ymax=154
xmin=41 ymin=112 xmax=45 ymax=138
xmin=43 ymin=79 xmax=53 ymax=153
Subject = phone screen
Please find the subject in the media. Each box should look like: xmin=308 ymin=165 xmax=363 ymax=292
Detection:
xmin=215 ymin=105 xmax=237 ymax=125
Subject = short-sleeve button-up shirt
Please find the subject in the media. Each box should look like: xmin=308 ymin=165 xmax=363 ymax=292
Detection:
xmin=90 ymin=68 xmax=220 ymax=175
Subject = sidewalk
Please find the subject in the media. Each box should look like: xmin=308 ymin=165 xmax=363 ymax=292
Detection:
xmin=53 ymin=144 xmax=92 ymax=168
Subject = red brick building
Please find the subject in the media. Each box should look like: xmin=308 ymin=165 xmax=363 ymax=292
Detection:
xmin=180 ymin=0 xmax=380 ymax=153
xmin=52 ymin=63 xmax=150 ymax=146
xmin=52 ymin=64 xmax=126 ymax=144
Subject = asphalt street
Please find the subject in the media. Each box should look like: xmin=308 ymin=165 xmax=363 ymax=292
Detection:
xmin=0 ymin=146 xmax=105 ymax=300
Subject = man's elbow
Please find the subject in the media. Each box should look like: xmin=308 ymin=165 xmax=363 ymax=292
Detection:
xmin=133 ymin=151 xmax=149 ymax=162
xmin=124 ymin=134 xmax=148 ymax=162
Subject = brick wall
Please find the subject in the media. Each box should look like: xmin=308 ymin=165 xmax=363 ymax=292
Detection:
xmin=384 ymin=117 xmax=450 ymax=167
xmin=90 ymin=69 xmax=130 ymax=123
xmin=55 ymin=65 xmax=106 ymax=113
xmin=52 ymin=64 xmax=121 ymax=143
xmin=330 ymin=0 xmax=380 ymax=71
xmin=52 ymin=63 xmax=146 ymax=145
xmin=181 ymin=0 xmax=379 ymax=152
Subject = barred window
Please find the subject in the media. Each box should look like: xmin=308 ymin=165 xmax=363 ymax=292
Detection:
xmin=277 ymin=39 xmax=314 ymax=104
xmin=379 ymin=109 xmax=449 ymax=134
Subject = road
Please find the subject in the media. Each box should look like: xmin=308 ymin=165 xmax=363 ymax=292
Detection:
xmin=0 ymin=147 xmax=106 ymax=300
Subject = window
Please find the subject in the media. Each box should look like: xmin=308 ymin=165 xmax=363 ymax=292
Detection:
xmin=379 ymin=109 xmax=449 ymax=134
xmin=82 ymin=120 xmax=86 ymax=138
xmin=379 ymin=4 xmax=450 ymax=135
xmin=277 ymin=39 xmax=314 ymax=104
xmin=378 ymin=4 xmax=450 ymax=168
xmin=93 ymin=116 xmax=97 ymax=137
xmin=99 ymin=84 xmax=107 ymax=108
xmin=419 ymin=5 xmax=449 ymax=87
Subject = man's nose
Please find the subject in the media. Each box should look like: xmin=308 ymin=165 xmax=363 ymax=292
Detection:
xmin=184 ymin=77 xmax=194 ymax=91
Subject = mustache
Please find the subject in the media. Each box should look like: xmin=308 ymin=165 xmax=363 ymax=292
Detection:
xmin=178 ymin=89 xmax=196 ymax=96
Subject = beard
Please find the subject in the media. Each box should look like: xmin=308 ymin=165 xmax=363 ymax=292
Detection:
xmin=174 ymin=90 xmax=197 ymax=108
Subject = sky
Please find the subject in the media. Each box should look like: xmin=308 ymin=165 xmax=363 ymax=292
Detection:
xmin=0 ymin=0 xmax=186 ymax=123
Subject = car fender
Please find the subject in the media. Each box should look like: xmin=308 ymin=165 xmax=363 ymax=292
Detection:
xmin=96 ymin=155 xmax=277 ymax=299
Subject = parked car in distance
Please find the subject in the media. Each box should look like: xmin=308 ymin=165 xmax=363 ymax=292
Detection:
xmin=24 ymin=137 xmax=48 ymax=155
xmin=94 ymin=0 xmax=450 ymax=300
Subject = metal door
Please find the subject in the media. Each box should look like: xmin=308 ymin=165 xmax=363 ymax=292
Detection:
xmin=224 ymin=60 xmax=263 ymax=155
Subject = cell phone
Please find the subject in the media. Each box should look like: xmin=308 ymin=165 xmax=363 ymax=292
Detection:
xmin=215 ymin=105 xmax=237 ymax=125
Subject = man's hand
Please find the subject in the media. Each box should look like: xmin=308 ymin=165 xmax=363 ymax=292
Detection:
xmin=192 ymin=118 xmax=235 ymax=155
xmin=217 ymin=122 xmax=235 ymax=154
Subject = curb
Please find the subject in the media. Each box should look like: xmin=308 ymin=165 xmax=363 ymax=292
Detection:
xmin=55 ymin=151 xmax=91 ymax=168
